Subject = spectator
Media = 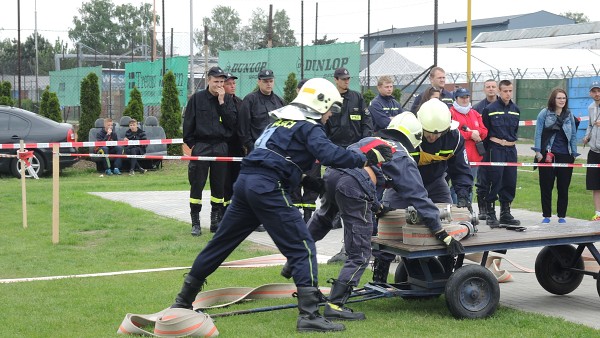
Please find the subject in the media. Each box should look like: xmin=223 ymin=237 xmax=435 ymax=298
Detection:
xmin=583 ymin=81 xmax=600 ymax=221
xmin=96 ymin=118 xmax=123 ymax=176
xmin=222 ymin=72 xmax=243 ymax=220
xmin=414 ymin=87 xmax=441 ymax=114
xmin=169 ymin=78 xmax=393 ymax=333
xmin=290 ymin=78 xmax=321 ymax=222
xmin=449 ymin=87 xmax=488 ymax=203
xmin=238 ymin=69 xmax=285 ymax=155
xmin=532 ymin=88 xmax=580 ymax=224
xmin=183 ymin=66 xmax=237 ymax=236
xmin=369 ymin=75 xmax=403 ymax=131
xmin=123 ymin=118 xmax=147 ymax=175
xmin=473 ymin=79 xmax=498 ymax=221
xmin=410 ymin=66 xmax=453 ymax=112
xmin=480 ymin=80 xmax=521 ymax=228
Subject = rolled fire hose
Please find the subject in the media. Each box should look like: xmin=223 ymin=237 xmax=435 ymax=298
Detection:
xmin=117 ymin=308 xmax=218 ymax=337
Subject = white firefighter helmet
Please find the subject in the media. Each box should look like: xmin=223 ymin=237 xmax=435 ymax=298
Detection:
xmin=292 ymin=78 xmax=343 ymax=119
xmin=416 ymin=99 xmax=459 ymax=133
xmin=387 ymin=112 xmax=423 ymax=148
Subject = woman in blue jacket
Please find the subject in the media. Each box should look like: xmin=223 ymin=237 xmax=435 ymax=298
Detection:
xmin=532 ymin=88 xmax=580 ymax=224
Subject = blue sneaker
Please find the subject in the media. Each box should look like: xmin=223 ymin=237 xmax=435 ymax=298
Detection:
xmin=113 ymin=168 xmax=121 ymax=175
xmin=558 ymin=218 xmax=566 ymax=224
xmin=541 ymin=217 xmax=551 ymax=224
xmin=105 ymin=169 xmax=113 ymax=176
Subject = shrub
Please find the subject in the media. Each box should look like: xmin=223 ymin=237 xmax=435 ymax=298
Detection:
xmin=78 ymin=73 xmax=101 ymax=142
xmin=123 ymin=86 xmax=144 ymax=122
xmin=160 ymin=71 xmax=182 ymax=155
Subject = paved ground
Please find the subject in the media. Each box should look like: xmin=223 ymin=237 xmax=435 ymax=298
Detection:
xmin=93 ymin=189 xmax=599 ymax=330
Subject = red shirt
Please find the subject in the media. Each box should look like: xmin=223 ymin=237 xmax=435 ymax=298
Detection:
xmin=450 ymin=106 xmax=488 ymax=162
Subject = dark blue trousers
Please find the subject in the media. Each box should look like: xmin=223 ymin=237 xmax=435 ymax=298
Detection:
xmin=481 ymin=145 xmax=517 ymax=203
xmin=188 ymin=172 xmax=319 ymax=287
xmin=308 ymin=168 xmax=373 ymax=286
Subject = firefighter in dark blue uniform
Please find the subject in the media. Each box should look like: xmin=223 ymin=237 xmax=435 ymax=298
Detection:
xmin=372 ymin=100 xmax=473 ymax=282
xmin=480 ymin=79 xmax=521 ymax=227
xmin=282 ymin=112 xmax=463 ymax=321
xmin=169 ymin=78 xmax=394 ymax=333
xmin=183 ymin=66 xmax=237 ymax=236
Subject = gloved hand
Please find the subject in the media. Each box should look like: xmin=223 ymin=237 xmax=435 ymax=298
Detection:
xmin=435 ymin=230 xmax=465 ymax=256
xmin=302 ymin=175 xmax=326 ymax=196
xmin=365 ymin=144 xmax=393 ymax=166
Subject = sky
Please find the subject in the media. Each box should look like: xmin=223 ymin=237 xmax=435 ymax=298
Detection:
xmin=2 ymin=0 xmax=599 ymax=52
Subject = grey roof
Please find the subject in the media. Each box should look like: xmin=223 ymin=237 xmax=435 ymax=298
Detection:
xmin=473 ymin=21 xmax=600 ymax=43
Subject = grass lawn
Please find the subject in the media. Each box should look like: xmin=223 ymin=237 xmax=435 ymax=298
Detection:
xmin=0 ymin=159 xmax=597 ymax=337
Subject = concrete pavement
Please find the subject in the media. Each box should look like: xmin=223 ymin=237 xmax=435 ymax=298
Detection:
xmin=93 ymin=190 xmax=600 ymax=330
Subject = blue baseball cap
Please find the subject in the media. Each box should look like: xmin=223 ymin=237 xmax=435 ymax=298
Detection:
xmin=590 ymin=81 xmax=600 ymax=91
xmin=453 ymin=87 xmax=470 ymax=99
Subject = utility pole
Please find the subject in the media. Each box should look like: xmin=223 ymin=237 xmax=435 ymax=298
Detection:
xmin=433 ymin=0 xmax=438 ymax=67
xmin=17 ymin=0 xmax=22 ymax=108
xmin=152 ymin=0 xmax=156 ymax=61
xmin=35 ymin=0 xmax=39 ymax=103
xmin=315 ymin=3 xmax=318 ymax=44
xmin=300 ymin=1 xmax=304 ymax=79
xmin=189 ymin=0 xmax=194 ymax=96
xmin=162 ymin=0 xmax=166 ymax=76
xmin=367 ymin=0 xmax=370 ymax=90
xmin=267 ymin=5 xmax=273 ymax=48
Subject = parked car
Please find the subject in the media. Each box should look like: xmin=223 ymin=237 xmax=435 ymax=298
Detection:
xmin=0 ymin=106 xmax=79 ymax=178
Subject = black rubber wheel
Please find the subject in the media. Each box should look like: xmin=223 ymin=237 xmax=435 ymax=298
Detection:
xmin=535 ymin=245 xmax=584 ymax=295
xmin=395 ymin=258 xmax=444 ymax=300
xmin=597 ymin=271 xmax=600 ymax=298
xmin=11 ymin=150 xmax=45 ymax=178
xmin=445 ymin=264 xmax=500 ymax=319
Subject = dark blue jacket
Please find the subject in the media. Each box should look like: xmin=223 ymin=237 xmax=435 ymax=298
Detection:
xmin=183 ymin=89 xmax=237 ymax=148
xmin=325 ymin=89 xmax=373 ymax=147
xmin=411 ymin=129 xmax=473 ymax=199
xmin=238 ymin=90 xmax=285 ymax=152
xmin=482 ymin=99 xmax=520 ymax=145
xmin=369 ymin=94 xmax=403 ymax=131
xmin=472 ymin=97 xmax=496 ymax=114
xmin=242 ymin=117 xmax=367 ymax=189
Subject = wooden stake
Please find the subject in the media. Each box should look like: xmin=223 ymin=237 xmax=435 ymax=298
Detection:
xmin=20 ymin=140 xmax=27 ymax=229
xmin=52 ymin=143 xmax=59 ymax=244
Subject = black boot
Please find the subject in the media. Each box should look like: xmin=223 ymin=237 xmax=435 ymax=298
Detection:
xmin=327 ymin=246 xmax=347 ymax=264
xmin=210 ymin=205 xmax=223 ymax=233
xmin=372 ymin=258 xmax=391 ymax=283
xmin=171 ymin=274 xmax=205 ymax=309
xmin=190 ymin=212 xmax=202 ymax=236
xmin=296 ymin=287 xmax=345 ymax=332
xmin=303 ymin=209 xmax=314 ymax=223
xmin=323 ymin=279 xmax=366 ymax=321
xmin=477 ymin=197 xmax=487 ymax=221
xmin=486 ymin=202 xmax=500 ymax=228
xmin=281 ymin=261 xmax=292 ymax=279
xmin=500 ymin=201 xmax=521 ymax=226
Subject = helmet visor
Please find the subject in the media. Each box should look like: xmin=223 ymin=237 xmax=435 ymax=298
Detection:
xmin=422 ymin=127 xmax=449 ymax=137
xmin=329 ymin=102 xmax=342 ymax=114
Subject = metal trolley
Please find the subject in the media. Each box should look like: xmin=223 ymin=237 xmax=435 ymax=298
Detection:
xmin=369 ymin=221 xmax=600 ymax=319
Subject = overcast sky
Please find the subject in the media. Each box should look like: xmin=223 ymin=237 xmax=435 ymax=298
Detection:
xmin=3 ymin=0 xmax=599 ymax=49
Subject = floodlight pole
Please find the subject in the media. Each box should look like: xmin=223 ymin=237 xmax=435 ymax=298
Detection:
xmin=433 ymin=0 xmax=438 ymax=67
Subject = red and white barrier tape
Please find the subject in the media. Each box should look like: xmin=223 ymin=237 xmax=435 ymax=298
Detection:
xmin=61 ymin=153 xmax=243 ymax=162
xmin=518 ymin=115 xmax=588 ymax=126
xmin=470 ymin=161 xmax=600 ymax=168
xmin=0 ymin=138 xmax=183 ymax=149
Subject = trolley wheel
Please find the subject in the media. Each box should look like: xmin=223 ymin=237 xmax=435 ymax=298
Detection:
xmin=445 ymin=264 xmax=500 ymax=319
xmin=535 ymin=245 xmax=584 ymax=295
xmin=395 ymin=258 xmax=444 ymax=300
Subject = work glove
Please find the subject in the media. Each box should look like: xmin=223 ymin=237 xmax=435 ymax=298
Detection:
xmin=302 ymin=175 xmax=326 ymax=196
xmin=365 ymin=144 xmax=393 ymax=166
xmin=435 ymin=230 xmax=465 ymax=256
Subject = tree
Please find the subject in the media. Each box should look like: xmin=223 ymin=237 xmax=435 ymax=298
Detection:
xmin=560 ymin=12 xmax=589 ymax=23
xmin=40 ymin=86 xmax=50 ymax=118
xmin=240 ymin=8 xmax=269 ymax=50
xmin=363 ymin=89 xmax=376 ymax=106
xmin=69 ymin=0 xmax=157 ymax=56
xmin=195 ymin=6 xmax=241 ymax=56
xmin=283 ymin=73 xmax=298 ymax=104
xmin=392 ymin=88 xmax=402 ymax=102
xmin=47 ymin=92 xmax=63 ymax=123
xmin=123 ymin=86 xmax=144 ymax=122
xmin=79 ymin=73 xmax=102 ymax=143
xmin=312 ymin=34 xmax=338 ymax=45
xmin=271 ymin=10 xmax=297 ymax=47
xmin=0 ymin=81 xmax=14 ymax=106
xmin=160 ymin=71 xmax=182 ymax=155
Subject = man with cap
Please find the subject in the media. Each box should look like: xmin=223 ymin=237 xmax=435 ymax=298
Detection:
xmin=221 ymin=72 xmax=244 ymax=231
xmin=238 ymin=69 xmax=285 ymax=156
xmin=183 ymin=66 xmax=237 ymax=236
xmin=583 ymin=81 xmax=600 ymax=221
xmin=410 ymin=66 xmax=454 ymax=113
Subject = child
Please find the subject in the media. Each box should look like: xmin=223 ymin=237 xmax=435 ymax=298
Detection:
xmin=124 ymin=119 xmax=147 ymax=175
